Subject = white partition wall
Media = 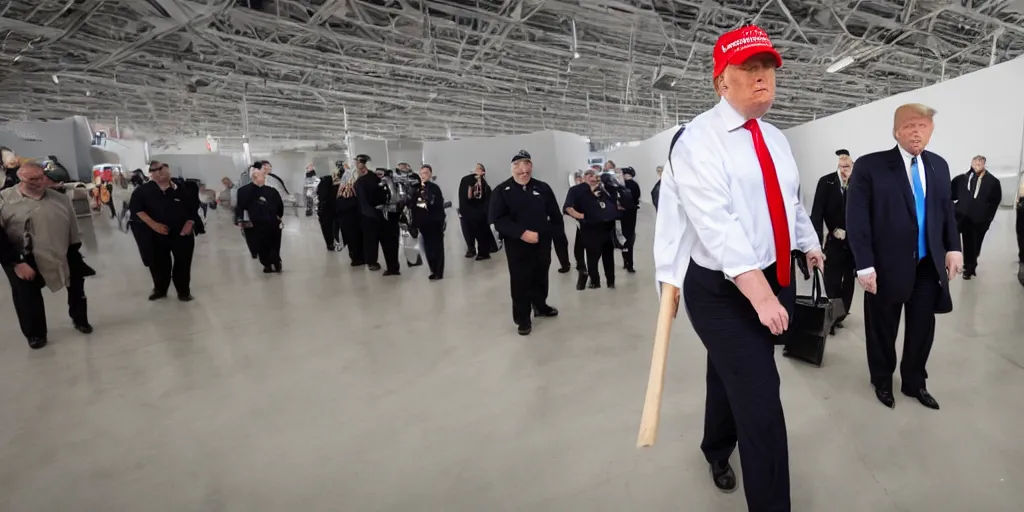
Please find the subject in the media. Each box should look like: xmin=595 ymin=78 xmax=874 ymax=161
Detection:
xmin=386 ymin=139 xmax=424 ymax=168
xmin=603 ymin=125 xmax=682 ymax=203
xmin=784 ymin=56 xmax=1024 ymax=205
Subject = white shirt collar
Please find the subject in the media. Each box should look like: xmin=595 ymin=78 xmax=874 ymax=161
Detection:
xmin=715 ymin=97 xmax=758 ymax=132
xmin=897 ymin=144 xmax=918 ymax=163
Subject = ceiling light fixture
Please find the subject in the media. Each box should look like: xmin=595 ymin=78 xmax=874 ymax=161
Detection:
xmin=51 ymin=74 xmax=59 ymax=84
xmin=826 ymin=56 xmax=855 ymax=73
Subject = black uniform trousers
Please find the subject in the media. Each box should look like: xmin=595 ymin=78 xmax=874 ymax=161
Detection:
xmin=504 ymin=235 xmax=552 ymax=327
xmin=420 ymin=223 xmax=445 ymax=277
xmin=582 ymin=223 xmax=615 ymax=285
xmin=460 ymin=214 xmax=492 ymax=257
xmin=149 ymin=233 xmax=195 ymax=296
xmin=683 ymin=259 xmax=792 ymax=512
xmin=318 ymin=211 xmax=338 ymax=250
xmin=338 ymin=212 xmax=364 ymax=264
xmin=959 ymin=221 xmax=989 ymax=273
xmin=1017 ymin=205 xmax=1024 ymax=262
xmin=361 ymin=215 xmax=400 ymax=272
xmin=2 ymin=262 xmax=88 ymax=341
xmin=863 ymin=259 xmax=940 ymax=391
xmin=620 ymin=211 xmax=638 ymax=270
xmin=823 ymin=237 xmax=855 ymax=321
xmin=250 ymin=222 xmax=282 ymax=267
xmin=551 ymin=228 xmax=571 ymax=269
xmin=573 ymin=227 xmax=585 ymax=270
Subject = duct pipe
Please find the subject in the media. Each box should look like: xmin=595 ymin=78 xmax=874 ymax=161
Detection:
xmin=989 ymin=30 xmax=1002 ymax=67
xmin=241 ymin=84 xmax=252 ymax=166
xmin=143 ymin=140 xmax=151 ymax=163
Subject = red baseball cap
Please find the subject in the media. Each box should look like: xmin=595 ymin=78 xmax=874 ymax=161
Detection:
xmin=712 ymin=26 xmax=783 ymax=78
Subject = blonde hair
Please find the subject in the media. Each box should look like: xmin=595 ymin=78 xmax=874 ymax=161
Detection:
xmin=837 ymin=155 xmax=854 ymax=166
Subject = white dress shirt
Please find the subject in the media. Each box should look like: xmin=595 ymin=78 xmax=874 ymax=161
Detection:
xmin=654 ymin=98 xmax=820 ymax=292
xmin=856 ymin=145 xmax=928 ymax=276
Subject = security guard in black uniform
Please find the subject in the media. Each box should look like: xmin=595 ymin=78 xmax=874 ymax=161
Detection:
xmin=619 ymin=167 xmax=642 ymax=273
xmin=489 ymin=150 xmax=562 ymax=336
xmin=564 ymin=169 xmax=619 ymax=289
xmin=810 ymin=149 xmax=855 ymax=333
xmin=354 ymin=155 xmax=400 ymax=275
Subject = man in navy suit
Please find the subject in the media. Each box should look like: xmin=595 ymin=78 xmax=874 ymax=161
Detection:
xmin=846 ymin=103 xmax=963 ymax=411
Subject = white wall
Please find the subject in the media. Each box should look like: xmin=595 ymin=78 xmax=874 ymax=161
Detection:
xmin=0 ymin=118 xmax=92 ymax=181
xmin=150 ymin=153 xmax=236 ymax=188
xmin=603 ymin=125 xmax=682 ymax=203
xmin=422 ymin=130 xmax=589 ymax=208
xmin=784 ymin=56 xmax=1024 ymax=205
xmin=386 ymin=139 xmax=424 ymax=168
xmin=349 ymin=138 xmax=389 ymax=169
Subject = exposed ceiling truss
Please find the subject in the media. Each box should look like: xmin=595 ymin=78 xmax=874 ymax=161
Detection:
xmin=0 ymin=0 xmax=1022 ymax=144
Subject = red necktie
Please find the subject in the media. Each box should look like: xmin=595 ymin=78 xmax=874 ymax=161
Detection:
xmin=743 ymin=119 xmax=791 ymax=287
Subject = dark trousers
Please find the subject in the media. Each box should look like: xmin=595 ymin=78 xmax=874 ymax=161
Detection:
xmin=1017 ymin=206 xmax=1024 ymax=262
xmin=863 ymin=260 xmax=939 ymax=391
xmin=620 ymin=211 xmax=637 ymax=269
xmin=505 ymin=235 xmax=552 ymax=327
xmin=130 ymin=222 xmax=152 ymax=267
xmin=459 ymin=215 xmax=492 ymax=257
xmin=251 ymin=222 xmax=282 ymax=267
xmin=338 ymin=212 xmax=364 ymax=264
xmin=572 ymin=227 xmax=586 ymax=271
xmin=823 ymin=240 xmax=855 ymax=320
xmin=551 ymin=227 xmax=570 ymax=269
xmin=683 ymin=260 xmax=791 ymax=512
xmin=582 ymin=223 xmax=615 ymax=285
xmin=362 ymin=215 xmax=400 ymax=272
xmin=106 ymin=200 xmax=117 ymax=218
xmin=318 ymin=212 xmax=338 ymax=250
xmin=959 ymin=221 xmax=989 ymax=273
xmin=2 ymin=263 xmax=88 ymax=341
xmin=420 ymin=223 xmax=445 ymax=277
xmin=149 ymin=234 xmax=195 ymax=296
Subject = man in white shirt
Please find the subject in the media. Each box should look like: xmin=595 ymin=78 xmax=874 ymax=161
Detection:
xmin=654 ymin=25 xmax=823 ymax=512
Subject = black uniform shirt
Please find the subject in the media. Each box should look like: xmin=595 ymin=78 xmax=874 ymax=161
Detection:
xmin=410 ymin=181 xmax=446 ymax=228
xmin=235 ymin=183 xmax=284 ymax=224
xmin=564 ymin=182 xmax=617 ymax=224
xmin=129 ymin=181 xmax=196 ymax=234
xmin=489 ymin=177 xmax=563 ymax=240
xmin=458 ymin=174 xmax=491 ymax=217
xmin=355 ymin=172 xmax=386 ymax=219
xmin=624 ymin=179 xmax=642 ymax=211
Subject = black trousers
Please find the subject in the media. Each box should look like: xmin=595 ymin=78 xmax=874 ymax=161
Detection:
xmin=106 ymin=200 xmax=117 ymax=218
xmin=620 ymin=211 xmax=637 ymax=269
xmin=573 ymin=227 xmax=586 ymax=271
xmin=251 ymin=222 xmax=282 ymax=267
xmin=683 ymin=260 xmax=791 ymax=512
xmin=823 ymin=239 xmax=855 ymax=320
xmin=338 ymin=212 xmax=364 ymax=264
xmin=504 ymin=235 xmax=552 ymax=327
xmin=459 ymin=215 xmax=492 ymax=257
xmin=130 ymin=222 xmax=152 ymax=267
xmin=1017 ymin=206 xmax=1024 ymax=262
xmin=582 ymin=223 xmax=615 ymax=285
xmin=149 ymin=234 xmax=195 ymax=296
xmin=420 ymin=223 xmax=445 ymax=277
xmin=318 ymin=211 xmax=338 ymax=250
xmin=551 ymin=227 xmax=570 ymax=269
xmin=2 ymin=263 xmax=88 ymax=341
xmin=362 ymin=215 xmax=400 ymax=272
xmin=959 ymin=221 xmax=989 ymax=273
xmin=863 ymin=260 xmax=939 ymax=391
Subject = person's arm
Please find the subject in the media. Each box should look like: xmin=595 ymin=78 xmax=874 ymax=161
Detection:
xmin=562 ymin=187 xmax=583 ymax=219
xmin=488 ymin=186 xmax=525 ymax=240
xmin=543 ymin=184 xmax=564 ymax=231
xmin=986 ymin=178 xmax=1002 ymax=225
xmin=846 ymin=158 xmax=875 ymax=274
xmin=809 ymin=177 xmax=828 ymax=246
xmin=234 ymin=186 xmax=249 ymax=223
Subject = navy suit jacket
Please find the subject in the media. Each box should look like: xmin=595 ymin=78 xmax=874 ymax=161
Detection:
xmin=846 ymin=146 xmax=960 ymax=313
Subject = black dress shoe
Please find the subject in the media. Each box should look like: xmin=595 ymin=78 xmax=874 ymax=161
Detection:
xmin=963 ymin=273 xmax=972 ymax=280
xmin=368 ymin=263 xmax=382 ymax=271
xmin=351 ymin=261 xmax=365 ymax=267
xmin=27 ymin=337 xmax=47 ymax=350
xmin=626 ymin=267 xmax=636 ymax=274
xmin=475 ymin=255 xmax=490 ymax=261
xmin=607 ymin=280 xmax=615 ymax=289
xmin=273 ymin=262 xmax=282 ymax=273
xmin=465 ymin=251 xmax=476 ymax=258
xmin=148 ymin=291 xmax=168 ymax=301
xmin=588 ymin=281 xmax=601 ymax=289
xmin=533 ymin=306 xmax=558 ymax=317
xmin=902 ymin=387 xmax=940 ymax=410
xmin=829 ymin=326 xmax=837 ymax=336
xmin=263 ymin=266 xmax=274 ymax=273
xmin=428 ymin=274 xmax=439 ymax=280
xmin=557 ymin=265 xmax=571 ymax=274
xmin=709 ymin=460 xmax=737 ymax=493
xmin=576 ymin=272 xmax=588 ymax=291
xmin=874 ymin=386 xmax=896 ymax=408
xmin=382 ymin=270 xmax=400 ymax=276
xmin=517 ymin=324 xmax=532 ymax=336
xmin=74 ymin=323 xmax=94 ymax=334
xmin=178 ymin=294 xmax=194 ymax=302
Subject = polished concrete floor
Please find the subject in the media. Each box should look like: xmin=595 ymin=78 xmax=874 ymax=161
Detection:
xmin=1 ymin=206 xmax=1022 ymax=512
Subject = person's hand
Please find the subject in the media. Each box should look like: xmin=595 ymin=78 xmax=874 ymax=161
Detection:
xmin=946 ymin=251 xmax=963 ymax=281
xmin=754 ymin=296 xmax=789 ymax=336
xmin=149 ymin=220 xmax=169 ymax=235
xmin=521 ymin=230 xmax=539 ymax=244
xmin=858 ymin=272 xmax=878 ymax=294
xmin=180 ymin=220 xmax=194 ymax=236
xmin=832 ymin=228 xmax=846 ymax=240
xmin=806 ymin=249 xmax=826 ymax=272
xmin=669 ymin=285 xmax=680 ymax=318
xmin=13 ymin=262 xmax=35 ymax=281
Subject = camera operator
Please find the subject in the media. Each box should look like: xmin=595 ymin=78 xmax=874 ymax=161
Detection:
xmin=410 ymin=165 xmax=447 ymax=280
xmin=564 ymin=169 xmax=619 ymax=289
xmin=354 ymin=156 xmax=400 ymax=275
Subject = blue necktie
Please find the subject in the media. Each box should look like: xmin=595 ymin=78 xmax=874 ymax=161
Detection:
xmin=911 ymin=156 xmax=927 ymax=260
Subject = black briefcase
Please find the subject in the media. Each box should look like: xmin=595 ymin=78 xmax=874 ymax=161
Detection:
xmin=783 ymin=269 xmax=840 ymax=367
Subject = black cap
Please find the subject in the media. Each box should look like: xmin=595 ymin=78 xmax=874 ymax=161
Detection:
xmin=621 ymin=167 xmax=636 ymax=177
xmin=835 ymin=149 xmax=850 ymax=157
xmin=511 ymin=150 xmax=531 ymax=163
xmin=356 ymin=154 xmax=371 ymax=162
